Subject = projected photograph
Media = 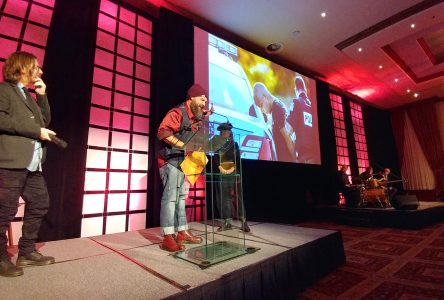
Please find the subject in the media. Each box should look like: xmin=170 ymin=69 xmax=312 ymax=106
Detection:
xmin=195 ymin=28 xmax=321 ymax=164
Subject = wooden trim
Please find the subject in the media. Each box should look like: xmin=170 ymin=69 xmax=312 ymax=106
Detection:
xmin=417 ymin=38 xmax=438 ymax=65
xmin=335 ymin=0 xmax=444 ymax=50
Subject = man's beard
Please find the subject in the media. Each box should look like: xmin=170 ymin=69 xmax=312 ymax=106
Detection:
xmin=190 ymin=101 xmax=204 ymax=120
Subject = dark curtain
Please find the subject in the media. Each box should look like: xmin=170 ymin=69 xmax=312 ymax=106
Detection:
xmin=39 ymin=0 xmax=101 ymax=241
xmin=147 ymin=7 xmax=194 ymax=227
xmin=407 ymin=102 xmax=444 ymax=196
xmin=363 ymin=105 xmax=401 ymax=177
xmin=390 ymin=109 xmax=406 ymax=168
xmin=316 ymin=81 xmax=338 ymax=204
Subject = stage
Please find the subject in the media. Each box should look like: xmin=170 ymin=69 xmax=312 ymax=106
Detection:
xmin=1 ymin=221 xmax=344 ymax=299
xmin=314 ymin=201 xmax=444 ymax=229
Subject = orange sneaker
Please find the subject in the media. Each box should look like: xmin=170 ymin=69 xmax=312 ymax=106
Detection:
xmin=160 ymin=235 xmax=185 ymax=252
xmin=176 ymin=230 xmax=203 ymax=244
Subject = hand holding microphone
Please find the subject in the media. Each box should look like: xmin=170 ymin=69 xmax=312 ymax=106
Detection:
xmin=48 ymin=133 xmax=68 ymax=149
xmin=40 ymin=128 xmax=68 ymax=148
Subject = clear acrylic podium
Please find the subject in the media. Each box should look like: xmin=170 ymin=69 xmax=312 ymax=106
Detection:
xmin=173 ymin=120 xmax=259 ymax=268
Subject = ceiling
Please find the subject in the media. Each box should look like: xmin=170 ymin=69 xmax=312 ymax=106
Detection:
xmin=140 ymin=0 xmax=444 ymax=109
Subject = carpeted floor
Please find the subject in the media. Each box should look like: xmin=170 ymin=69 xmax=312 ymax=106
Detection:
xmin=295 ymin=220 xmax=444 ymax=299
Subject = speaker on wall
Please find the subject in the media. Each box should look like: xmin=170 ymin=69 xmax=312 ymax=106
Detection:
xmin=392 ymin=194 xmax=419 ymax=210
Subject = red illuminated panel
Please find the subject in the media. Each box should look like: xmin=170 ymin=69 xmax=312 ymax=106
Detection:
xmin=106 ymin=215 xmax=126 ymax=234
xmin=131 ymin=153 xmax=148 ymax=170
xmin=97 ymin=13 xmax=116 ymax=34
xmin=82 ymin=194 xmax=105 ymax=215
xmin=4 ymin=0 xmax=27 ymax=18
xmin=87 ymin=128 xmax=109 ymax=147
xmin=81 ymin=217 xmax=103 ymax=237
xmin=34 ymin=0 xmax=55 ymax=7
xmin=136 ymin=46 xmax=151 ymax=65
xmin=91 ymin=87 xmax=112 ymax=107
xmin=350 ymin=102 xmax=369 ymax=174
xmin=108 ymin=172 xmax=129 ymax=190
xmin=117 ymin=39 xmax=134 ymax=58
xmin=111 ymin=131 xmax=130 ymax=149
xmin=93 ymin=67 xmax=113 ymax=87
xmin=114 ymin=74 xmax=133 ymax=93
xmin=107 ymin=193 xmax=127 ymax=212
xmin=82 ymin=0 xmax=152 ymax=237
xmin=90 ymin=107 xmax=110 ymax=127
xmin=134 ymin=98 xmax=150 ymax=116
xmin=118 ymin=22 xmax=135 ymax=41
xmin=110 ymin=152 xmax=130 ymax=169
xmin=0 ymin=16 xmax=23 ymax=38
xmin=138 ymin=16 xmax=152 ymax=32
xmin=95 ymin=48 xmax=115 ymax=69
xmin=116 ymin=56 xmax=133 ymax=76
xmin=86 ymin=149 xmax=108 ymax=169
xmin=84 ymin=171 xmax=107 ymax=191
xmin=137 ymin=31 xmax=151 ymax=48
xmin=28 ymin=5 xmax=53 ymax=26
xmin=96 ymin=31 xmax=115 ymax=51
xmin=133 ymin=115 xmax=149 ymax=133
xmin=130 ymin=173 xmax=147 ymax=190
xmin=132 ymin=134 xmax=148 ymax=151
xmin=100 ymin=0 xmax=117 ymax=16
xmin=330 ymin=93 xmax=350 ymax=169
xmin=129 ymin=193 xmax=147 ymax=210
xmin=119 ymin=7 xmax=135 ymax=26
xmin=0 ymin=38 xmax=19 ymax=59
xmin=24 ymin=23 xmax=49 ymax=46
xmin=20 ymin=44 xmax=45 ymax=64
xmin=112 ymin=112 xmax=131 ymax=130
xmin=113 ymin=92 xmax=132 ymax=111
xmin=129 ymin=213 xmax=146 ymax=231
xmin=134 ymin=80 xmax=150 ymax=97
xmin=135 ymin=63 xmax=151 ymax=81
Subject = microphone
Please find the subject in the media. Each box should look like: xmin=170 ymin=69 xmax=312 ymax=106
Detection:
xmin=210 ymin=105 xmax=230 ymax=123
xmin=48 ymin=133 xmax=68 ymax=149
xmin=202 ymin=104 xmax=215 ymax=117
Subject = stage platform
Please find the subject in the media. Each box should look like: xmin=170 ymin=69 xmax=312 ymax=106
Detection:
xmin=314 ymin=201 xmax=444 ymax=229
xmin=1 ymin=221 xmax=344 ymax=300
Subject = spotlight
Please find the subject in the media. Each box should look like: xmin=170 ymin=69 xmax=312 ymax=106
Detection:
xmin=265 ymin=42 xmax=283 ymax=54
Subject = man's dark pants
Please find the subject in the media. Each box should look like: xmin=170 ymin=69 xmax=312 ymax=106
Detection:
xmin=0 ymin=169 xmax=49 ymax=259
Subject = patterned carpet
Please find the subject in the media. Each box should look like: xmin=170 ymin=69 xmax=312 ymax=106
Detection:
xmin=295 ymin=221 xmax=444 ymax=299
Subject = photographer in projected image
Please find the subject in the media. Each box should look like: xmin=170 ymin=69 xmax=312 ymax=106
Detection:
xmin=0 ymin=51 xmax=56 ymax=277
xmin=288 ymin=75 xmax=315 ymax=163
xmin=213 ymin=122 xmax=250 ymax=232
xmin=253 ymin=82 xmax=297 ymax=162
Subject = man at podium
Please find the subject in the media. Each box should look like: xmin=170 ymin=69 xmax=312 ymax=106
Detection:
xmin=157 ymin=84 xmax=208 ymax=252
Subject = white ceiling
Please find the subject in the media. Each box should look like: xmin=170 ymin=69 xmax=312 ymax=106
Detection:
xmin=151 ymin=0 xmax=444 ymax=109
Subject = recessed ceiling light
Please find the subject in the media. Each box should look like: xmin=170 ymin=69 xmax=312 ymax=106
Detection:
xmin=406 ymin=89 xmax=411 ymax=93
xmin=358 ymin=47 xmax=363 ymax=52
xmin=265 ymin=42 xmax=284 ymax=54
xmin=410 ymin=23 xmax=416 ymax=28
xmin=321 ymin=12 xmax=327 ymax=18
xmin=394 ymin=78 xmax=399 ymax=83
xmin=378 ymin=65 xmax=383 ymax=69
xmin=414 ymin=93 xmax=419 ymax=98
